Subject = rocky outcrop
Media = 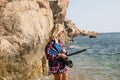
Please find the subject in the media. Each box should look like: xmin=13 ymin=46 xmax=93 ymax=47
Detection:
xmin=64 ymin=19 xmax=82 ymax=37
xmin=64 ymin=19 xmax=99 ymax=37
xmin=0 ymin=0 xmax=54 ymax=80
xmin=0 ymin=0 xmax=70 ymax=80
xmin=0 ymin=0 xmax=98 ymax=80
xmin=49 ymin=0 xmax=69 ymax=24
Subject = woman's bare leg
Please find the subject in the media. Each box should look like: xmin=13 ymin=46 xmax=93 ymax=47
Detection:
xmin=62 ymin=72 xmax=68 ymax=80
xmin=53 ymin=73 xmax=62 ymax=80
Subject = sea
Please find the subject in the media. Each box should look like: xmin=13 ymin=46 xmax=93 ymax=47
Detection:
xmin=66 ymin=32 xmax=120 ymax=80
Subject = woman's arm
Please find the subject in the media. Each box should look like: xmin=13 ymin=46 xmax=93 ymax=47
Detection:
xmin=46 ymin=42 xmax=60 ymax=61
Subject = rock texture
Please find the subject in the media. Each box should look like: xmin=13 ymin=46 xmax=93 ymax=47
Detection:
xmin=0 ymin=0 xmax=71 ymax=80
xmin=0 ymin=0 xmax=98 ymax=80
xmin=49 ymin=0 xmax=69 ymax=24
xmin=0 ymin=0 xmax=54 ymax=80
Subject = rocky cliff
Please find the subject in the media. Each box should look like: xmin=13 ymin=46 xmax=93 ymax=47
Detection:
xmin=0 ymin=0 xmax=98 ymax=80
xmin=0 ymin=0 xmax=70 ymax=80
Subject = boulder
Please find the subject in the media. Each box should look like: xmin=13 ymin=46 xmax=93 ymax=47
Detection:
xmin=0 ymin=0 xmax=53 ymax=79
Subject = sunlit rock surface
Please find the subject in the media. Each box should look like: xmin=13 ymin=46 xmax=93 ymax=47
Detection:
xmin=0 ymin=0 xmax=97 ymax=80
xmin=0 ymin=0 xmax=53 ymax=79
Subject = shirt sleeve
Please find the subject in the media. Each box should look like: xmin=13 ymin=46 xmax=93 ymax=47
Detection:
xmin=46 ymin=41 xmax=60 ymax=61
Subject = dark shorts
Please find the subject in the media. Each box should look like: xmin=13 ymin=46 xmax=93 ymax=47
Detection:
xmin=49 ymin=61 xmax=67 ymax=74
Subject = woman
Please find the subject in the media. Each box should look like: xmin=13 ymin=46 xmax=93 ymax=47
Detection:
xmin=45 ymin=24 xmax=68 ymax=80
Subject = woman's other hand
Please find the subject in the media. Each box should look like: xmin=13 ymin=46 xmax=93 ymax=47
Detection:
xmin=58 ymin=53 xmax=68 ymax=59
xmin=62 ymin=49 xmax=67 ymax=54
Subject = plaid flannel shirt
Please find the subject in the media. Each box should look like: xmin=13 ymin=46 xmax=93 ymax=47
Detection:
xmin=45 ymin=40 xmax=67 ymax=74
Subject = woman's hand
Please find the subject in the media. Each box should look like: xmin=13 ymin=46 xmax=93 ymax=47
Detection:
xmin=62 ymin=49 xmax=67 ymax=54
xmin=58 ymin=53 xmax=68 ymax=59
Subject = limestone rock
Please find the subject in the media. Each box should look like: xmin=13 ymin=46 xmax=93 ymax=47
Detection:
xmin=0 ymin=0 xmax=53 ymax=80
xmin=0 ymin=0 xmax=99 ymax=80
xmin=49 ymin=0 xmax=69 ymax=24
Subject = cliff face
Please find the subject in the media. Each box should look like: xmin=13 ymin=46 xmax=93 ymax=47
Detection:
xmin=49 ymin=0 xmax=69 ymax=24
xmin=0 ymin=0 xmax=53 ymax=80
xmin=0 ymin=0 xmax=69 ymax=80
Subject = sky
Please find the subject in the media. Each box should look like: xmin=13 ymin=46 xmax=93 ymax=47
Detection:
xmin=66 ymin=0 xmax=120 ymax=33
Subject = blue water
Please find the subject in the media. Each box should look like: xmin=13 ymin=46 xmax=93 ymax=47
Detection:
xmin=66 ymin=33 xmax=120 ymax=80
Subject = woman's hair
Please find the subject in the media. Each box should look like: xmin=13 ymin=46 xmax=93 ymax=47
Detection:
xmin=49 ymin=24 xmax=64 ymax=40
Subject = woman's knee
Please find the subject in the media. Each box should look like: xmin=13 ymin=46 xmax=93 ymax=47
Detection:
xmin=62 ymin=73 xmax=68 ymax=80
